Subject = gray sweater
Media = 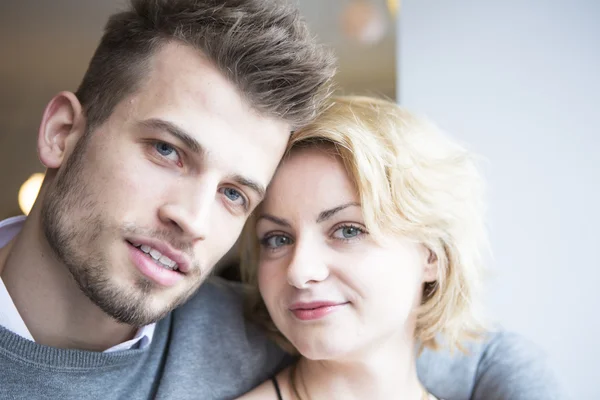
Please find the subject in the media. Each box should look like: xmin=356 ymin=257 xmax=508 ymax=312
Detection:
xmin=0 ymin=278 xmax=564 ymax=400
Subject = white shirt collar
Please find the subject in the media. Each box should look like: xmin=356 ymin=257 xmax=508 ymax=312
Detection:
xmin=0 ymin=215 xmax=155 ymax=352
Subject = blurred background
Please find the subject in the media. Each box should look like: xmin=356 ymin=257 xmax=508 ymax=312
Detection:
xmin=399 ymin=2 xmax=599 ymax=399
xmin=0 ymin=0 xmax=598 ymax=398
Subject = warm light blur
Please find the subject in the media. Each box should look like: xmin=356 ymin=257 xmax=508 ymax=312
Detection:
xmin=387 ymin=0 xmax=399 ymax=17
xmin=18 ymin=173 xmax=44 ymax=215
xmin=341 ymin=0 xmax=388 ymax=45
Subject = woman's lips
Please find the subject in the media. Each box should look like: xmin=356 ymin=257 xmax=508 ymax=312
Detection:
xmin=289 ymin=301 xmax=349 ymax=321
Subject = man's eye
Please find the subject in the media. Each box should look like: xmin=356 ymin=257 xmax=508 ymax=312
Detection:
xmin=220 ymin=187 xmax=247 ymax=207
xmin=154 ymin=142 xmax=179 ymax=161
xmin=261 ymin=235 xmax=293 ymax=249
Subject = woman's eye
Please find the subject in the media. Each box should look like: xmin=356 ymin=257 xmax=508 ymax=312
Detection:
xmin=154 ymin=142 xmax=179 ymax=161
xmin=261 ymin=235 xmax=293 ymax=249
xmin=332 ymin=225 xmax=364 ymax=240
xmin=220 ymin=187 xmax=247 ymax=207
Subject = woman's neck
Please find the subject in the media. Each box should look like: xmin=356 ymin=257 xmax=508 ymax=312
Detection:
xmin=286 ymin=333 xmax=425 ymax=400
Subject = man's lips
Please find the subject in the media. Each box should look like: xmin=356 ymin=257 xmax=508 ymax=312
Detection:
xmin=125 ymin=237 xmax=191 ymax=274
xmin=127 ymin=243 xmax=185 ymax=287
xmin=289 ymin=301 xmax=349 ymax=321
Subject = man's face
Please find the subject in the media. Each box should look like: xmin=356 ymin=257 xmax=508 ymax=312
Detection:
xmin=41 ymin=42 xmax=290 ymax=326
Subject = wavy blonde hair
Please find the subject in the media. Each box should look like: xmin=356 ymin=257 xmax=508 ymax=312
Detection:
xmin=240 ymin=95 xmax=488 ymax=352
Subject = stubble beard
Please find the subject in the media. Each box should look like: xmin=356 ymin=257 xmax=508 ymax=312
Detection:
xmin=40 ymin=134 xmax=202 ymax=327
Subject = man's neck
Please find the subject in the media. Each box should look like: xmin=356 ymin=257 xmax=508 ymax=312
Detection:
xmin=290 ymin=332 xmax=424 ymax=400
xmin=0 ymin=211 xmax=136 ymax=351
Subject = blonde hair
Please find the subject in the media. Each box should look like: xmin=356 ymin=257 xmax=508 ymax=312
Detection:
xmin=240 ymin=95 xmax=487 ymax=352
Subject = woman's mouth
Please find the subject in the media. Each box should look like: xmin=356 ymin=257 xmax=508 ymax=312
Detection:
xmin=289 ymin=301 xmax=349 ymax=321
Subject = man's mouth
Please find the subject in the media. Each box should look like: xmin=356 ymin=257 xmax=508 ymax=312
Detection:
xmin=130 ymin=243 xmax=179 ymax=272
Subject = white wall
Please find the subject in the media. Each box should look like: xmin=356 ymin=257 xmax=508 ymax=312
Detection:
xmin=398 ymin=1 xmax=600 ymax=398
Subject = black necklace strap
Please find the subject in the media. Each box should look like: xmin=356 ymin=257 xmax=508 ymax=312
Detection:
xmin=272 ymin=376 xmax=283 ymax=400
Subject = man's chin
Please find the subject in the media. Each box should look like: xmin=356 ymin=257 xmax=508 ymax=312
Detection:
xmin=102 ymin=300 xmax=172 ymax=326
xmin=77 ymin=265 xmax=201 ymax=326
xmin=83 ymin=283 xmax=177 ymax=326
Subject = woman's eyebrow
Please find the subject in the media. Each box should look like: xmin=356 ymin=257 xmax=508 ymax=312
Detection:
xmin=316 ymin=202 xmax=360 ymax=223
xmin=257 ymin=214 xmax=291 ymax=228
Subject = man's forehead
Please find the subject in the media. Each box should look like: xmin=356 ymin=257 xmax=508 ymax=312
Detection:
xmin=116 ymin=42 xmax=291 ymax=190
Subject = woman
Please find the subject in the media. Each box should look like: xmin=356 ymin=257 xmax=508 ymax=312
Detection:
xmin=237 ymin=96 xmax=487 ymax=400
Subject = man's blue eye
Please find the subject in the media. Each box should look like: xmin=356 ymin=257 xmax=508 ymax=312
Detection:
xmin=155 ymin=142 xmax=175 ymax=156
xmin=223 ymin=188 xmax=241 ymax=201
xmin=219 ymin=187 xmax=247 ymax=209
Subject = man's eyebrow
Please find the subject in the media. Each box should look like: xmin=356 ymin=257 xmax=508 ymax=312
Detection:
xmin=140 ymin=118 xmax=265 ymax=200
xmin=258 ymin=214 xmax=292 ymax=228
xmin=316 ymin=202 xmax=361 ymax=223
xmin=139 ymin=118 xmax=204 ymax=154
xmin=230 ymin=174 xmax=266 ymax=200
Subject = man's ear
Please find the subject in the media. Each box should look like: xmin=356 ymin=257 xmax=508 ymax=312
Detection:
xmin=38 ymin=91 xmax=86 ymax=169
xmin=423 ymin=247 xmax=439 ymax=283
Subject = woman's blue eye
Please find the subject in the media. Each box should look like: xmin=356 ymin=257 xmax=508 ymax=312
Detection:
xmin=332 ymin=225 xmax=364 ymax=240
xmin=262 ymin=235 xmax=293 ymax=248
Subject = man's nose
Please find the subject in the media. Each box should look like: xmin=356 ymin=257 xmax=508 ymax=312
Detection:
xmin=157 ymin=181 xmax=216 ymax=241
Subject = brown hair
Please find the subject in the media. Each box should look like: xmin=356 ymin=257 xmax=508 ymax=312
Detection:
xmin=75 ymin=0 xmax=336 ymax=132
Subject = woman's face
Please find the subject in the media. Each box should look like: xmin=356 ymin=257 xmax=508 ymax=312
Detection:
xmin=256 ymin=147 xmax=435 ymax=360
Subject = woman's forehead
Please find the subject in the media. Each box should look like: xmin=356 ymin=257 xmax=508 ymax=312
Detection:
xmin=261 ymin=148 xmax=359 ymax=215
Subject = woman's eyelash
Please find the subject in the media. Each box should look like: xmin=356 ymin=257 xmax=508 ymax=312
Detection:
xmin=259 ymin=233 xmax=294 ymax=252
xmin=336 ymin=224 xmax=366 ymax=232
xmin=332 ymin=224 xmax=368 ymax=241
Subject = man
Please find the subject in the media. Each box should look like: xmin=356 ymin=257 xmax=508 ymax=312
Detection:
xmin=0 ymin=0 xmax=561 ymax=399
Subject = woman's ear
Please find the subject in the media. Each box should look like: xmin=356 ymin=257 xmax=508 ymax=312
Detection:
xmin=423 ymin=248 xmax=439 ymax=283
xmin=38 ymin=91 xmax=85 ymax=169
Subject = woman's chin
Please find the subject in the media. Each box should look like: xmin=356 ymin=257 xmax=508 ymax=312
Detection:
xmin=292 ymin=339 xmax=353 ymax=361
